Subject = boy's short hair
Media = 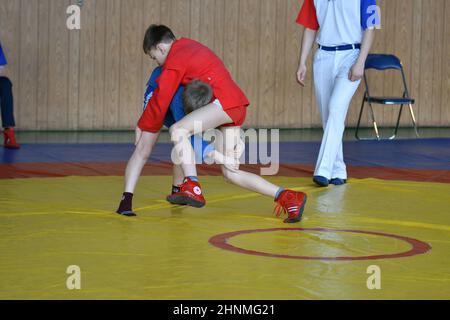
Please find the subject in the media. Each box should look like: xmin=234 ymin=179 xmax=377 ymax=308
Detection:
xmin=143 ymin=25 xmax=176 ymax=54
xmin=183 ymin=80 xmax=213 ymax=114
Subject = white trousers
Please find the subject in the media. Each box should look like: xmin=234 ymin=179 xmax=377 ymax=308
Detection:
xmin=313 ymin=48 xmax=361 ymax=180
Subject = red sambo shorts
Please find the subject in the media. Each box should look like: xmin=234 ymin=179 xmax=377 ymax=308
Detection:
xmin=213 ymin=99 xmax=247 ymax=127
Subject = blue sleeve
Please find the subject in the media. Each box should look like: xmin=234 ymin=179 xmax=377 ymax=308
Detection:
xmin=143 ymin=67 xmax=163 ymax=111
xmin=169 ymin=87 xmax=186 ymax=122
xmin=148 ymin=66 xmax=162 ymax=87
xmin=0 ymin=43 xmax=7 ymax=66
xmin=163 ymin=109 xmax=176 ymax=128
xmin=361 ymin=0 xmax=380 ymax=30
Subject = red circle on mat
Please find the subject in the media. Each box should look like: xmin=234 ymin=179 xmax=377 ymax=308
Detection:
xmin=209 ymin=228 xmax=432 ymax=261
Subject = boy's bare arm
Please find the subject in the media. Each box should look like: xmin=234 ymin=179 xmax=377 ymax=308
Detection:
xmin=349 ymin=28 xmax=375 ymax=82
xmin=297 ymin=28 xmax=317 ymax=87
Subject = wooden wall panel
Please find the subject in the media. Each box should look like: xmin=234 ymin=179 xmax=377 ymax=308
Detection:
xmin=213 ymin=0 xmax=225 ymax=59
xmin=0 ymin=0 xmax=448 ymax=130
xmin=409 ymin=0 xmax=423 ymax=128
xmin=37 ymin=0 xmax=50 ymax=130
xmin=119 ymin=0 xmax=144 ymax=129
xmin=78 ymin=0 xmax=96 ymax=129
xmin=18 ymin=0 xmax=38 ymax=129
xmin=171 ymin=0 xmax=190 ymax=40
xmin=442 ymin=0 xmax=450 ymax=125
xmin=257 ymin=0 xmax=276 ymax=127
xmin=273 ymin=0 xmax=287 ymax=128
xmin=141 ymin=0 xmax=161 ymax=104
xmin=431 ymin=0 xmax=445 ymax=127
xmin=395 ymin=0 xmax=413 ymax=126
xmin=67 ymin=0 xmax=80 ymax=130
xmin=189 ymin=0 xmax=201 ymax=40
xmin=159 ymin=0 xmax=171 ymax=26
xmin=284 ymin=0 xmax=303 ymax=128
xmin=103 ymin=0 xmax=122 ymax=129
xmin=199 ymin=0 xmax=215 ymax=50
xmin=94 ymin=0 xmax=107 ymax=129
xmin=418 ymin=0 xmax=434 ymax=127
xmin=222 ymin=0 xmax=239 ymax=78
xmin=47 ymin=0 xmax=69 ymax=130
xmin=238 ymin=0 xmax=259 ymax=127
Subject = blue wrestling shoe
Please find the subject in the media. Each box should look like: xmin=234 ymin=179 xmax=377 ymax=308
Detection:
xmin=329 ymin=178 xmax=347 ymax=185
xmin=313 ymin=175 xmax=329 ymax=187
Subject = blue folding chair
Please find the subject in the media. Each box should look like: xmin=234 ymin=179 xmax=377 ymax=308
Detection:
xmin=355 ymin=54 xmax=419 ymax=140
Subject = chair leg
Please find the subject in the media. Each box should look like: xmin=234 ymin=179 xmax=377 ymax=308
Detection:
xmin=391 ymin=104 xmax=404 ymax=140
xmin=368 ymin=103 xmax=380 ymax=140
xmin=355 ymin=98 xmax=366 ymax=140
xmin=408 ymin=104 xmax=419 ymax=137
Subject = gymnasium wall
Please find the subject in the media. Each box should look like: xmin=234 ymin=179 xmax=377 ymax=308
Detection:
xmin=0 ymin=0 xmax=449 ymax=130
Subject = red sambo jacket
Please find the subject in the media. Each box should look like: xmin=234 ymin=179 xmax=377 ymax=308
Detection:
xmin=138 ymin=38 xmax=250 ymax=133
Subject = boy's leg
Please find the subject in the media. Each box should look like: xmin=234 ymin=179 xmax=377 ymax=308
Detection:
xmin=169 ymin=103 xmax=234 ymax=178
xmin=165 ymin=164 xmax=185 ymax=204
xmin=168 ymin=105 xmax=307 ymax=222
xmin=172 ymin=164 xmax=185 ymax=187
xmin=216 ymin=126 xmax=279 ymax=198
xmin=164 ymin=92 xmax=211 ymax=197
xmin=166 ymin=103 xmax=232 ymax=207
xmin=217 ymin=126 xmax=307 ymax=223
xmin=117 ymin=131 xmax=159 ymax=216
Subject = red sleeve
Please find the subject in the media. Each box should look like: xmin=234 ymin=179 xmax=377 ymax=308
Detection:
xmin=137 ymin=68 xmax=184 ymax=133
xmin=296 ymin=0 xmax=319 ymax=30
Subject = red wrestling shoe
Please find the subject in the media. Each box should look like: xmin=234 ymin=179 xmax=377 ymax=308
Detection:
xmin=166 ymin=185 xmax=186 ymax=205
xmin=166 ymin=178 xmax=206 ymax=208
xmin=3 ymin=128 xmax=20 ymax=149
xmin=274 ymin=190 xmax=307 ymax=223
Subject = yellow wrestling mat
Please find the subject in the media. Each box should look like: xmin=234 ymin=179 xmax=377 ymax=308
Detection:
xmin=0 ymin=176 xmax=449 ymax=299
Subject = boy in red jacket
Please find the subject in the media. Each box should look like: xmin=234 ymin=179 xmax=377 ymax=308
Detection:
xmin=118 ymin=25 xmax=307 ymax=223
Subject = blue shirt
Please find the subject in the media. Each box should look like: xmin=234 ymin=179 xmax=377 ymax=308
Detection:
xmin=0 ymin=42 xmax=7 ymax=66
